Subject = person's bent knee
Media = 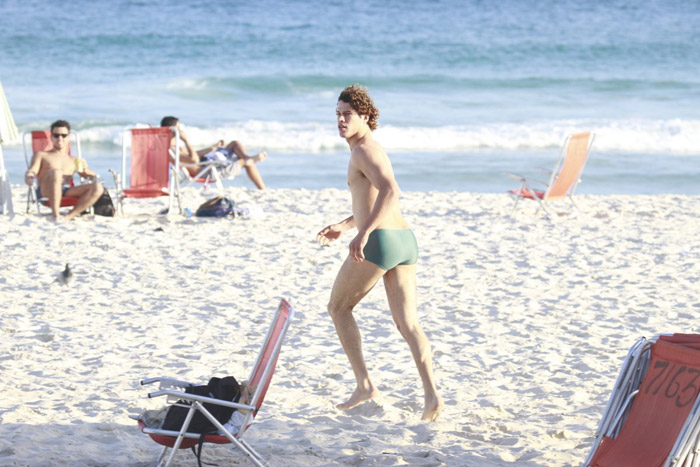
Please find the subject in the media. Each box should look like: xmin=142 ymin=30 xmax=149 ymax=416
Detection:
xmin=85 ymin=182 xmax=103 ymax=198
xmin=326 ymin=301 xmax=336 ymax=317
xmin=327 ymin=300 xmax=352 ymax=319
xmin=228 ymin=140 xmax=243 ymax=153
xmin=395 ymin=321 xmax=422 ymax=340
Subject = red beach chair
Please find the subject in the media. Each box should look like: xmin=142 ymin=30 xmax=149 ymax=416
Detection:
xmin=135 ymin=299 xmax=294 ymax=467
xmin=584 ymin=334 xmax=700 ymax=466
xmin=506 ymin=132 xmax=595 ymax=214
xmin=22 ymin=130 xmax=88 ymax=214
xmin=113 ymin=127 xmax=181 ymax=215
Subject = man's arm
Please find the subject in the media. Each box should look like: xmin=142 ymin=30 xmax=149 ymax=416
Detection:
xmin=196 ymin=140 xmax=225 ymax=157
xmin=179 ymin=130 xmax=200 ymax=164
xmin=25 ymin=152 xmax=43 ymax=185
xmin=317 ymin=215 xmax=355 ymax=245
xmin=81 ymin=168 xmax=97 ymax=178
xmin=348 ymin=145 xmax=400 ymax=261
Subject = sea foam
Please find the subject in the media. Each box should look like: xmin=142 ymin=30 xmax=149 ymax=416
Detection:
xmin=15 ymin=118 xmax=698 ymax=155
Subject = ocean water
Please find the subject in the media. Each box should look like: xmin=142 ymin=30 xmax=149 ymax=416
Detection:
xmin=1 ymin=0 xmax=699 ymax=193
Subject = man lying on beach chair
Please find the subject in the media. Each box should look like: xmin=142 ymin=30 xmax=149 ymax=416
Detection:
xmin=160 ymin=116 xmax=268 ymax=191
xmin=133 ymin=299 xmax=294 ymax=467
xmin=584 ymin=334 xmax=700 ymax=467
xmin=24 ymin=120 xmax=103 ymax=221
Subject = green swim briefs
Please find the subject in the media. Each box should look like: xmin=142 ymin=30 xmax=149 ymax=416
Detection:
xmin=363 ymin=229 xmax=418 ymax=270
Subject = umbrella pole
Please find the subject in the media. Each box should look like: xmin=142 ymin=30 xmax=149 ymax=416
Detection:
xmin=0 ymin=144 xmax=14 ymax=215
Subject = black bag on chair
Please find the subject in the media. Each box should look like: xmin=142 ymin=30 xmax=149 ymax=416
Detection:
xmin=93 ymin=190 xmax=115 ymax=217
xmin=161 ymin=376 xmax=241 ymax=434
xmin=160 ymin=376 xmax=241 ymax=467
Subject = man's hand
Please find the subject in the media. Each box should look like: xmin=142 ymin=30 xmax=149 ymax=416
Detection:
xmin=348 ymin=231 xmax=369 ymax=262
xmin=25 ymin=171 xmax=36 ymax=186
xmin=74 ymin=157 xmax=86 ymax=173
xmin=316 ymin=224 xmax=344 ymax=246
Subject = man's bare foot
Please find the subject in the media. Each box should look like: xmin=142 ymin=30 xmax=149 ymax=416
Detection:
xmin=244 ymin=151 xmax=267 ymax=166
xmin=336 ymin=386 xmax=380 ymax=410
xmin=422 ymin=394 xmax=444 ymax=422
xmin=64 ymin=210 xmax=82 ymax=221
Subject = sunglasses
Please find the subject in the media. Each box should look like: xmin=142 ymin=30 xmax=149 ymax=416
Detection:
xmin=52 ymin=133 xmax=69 ymax=139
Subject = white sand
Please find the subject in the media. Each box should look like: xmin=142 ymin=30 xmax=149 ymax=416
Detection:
xmin=0 ymin=185 xmax=698 ymax=466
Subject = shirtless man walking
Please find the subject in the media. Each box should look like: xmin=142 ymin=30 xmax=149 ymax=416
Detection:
xmin=317 ymin=84 xmax=443 ymax=421
xmin=25 ymin=120 xmax=103 ymax=221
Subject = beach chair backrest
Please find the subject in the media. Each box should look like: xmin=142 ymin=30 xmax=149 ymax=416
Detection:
xmin=247 ymin=299 xmax=294 ymax=414
xmin=128 ymin=127 xmax=171 ymax=192
xmin=545 ymin=132 xmax=592 ymax=201
xmin=589 ymin=335 xmax=700 ymax=466
xmin=30 ymin=130 xmax=77 ymax=156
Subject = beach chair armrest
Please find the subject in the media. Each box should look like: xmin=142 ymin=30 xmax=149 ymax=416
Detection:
xmin=109 ymin=169 xmax=122 ymax=192
xmin=148 ymin=388 xmax=256 ymax=412
xmin=79 ymin=174 xmax=98 ymax=183
xmin=181 ymin=160 xmax=232 ymax=169
xmin=181 ymin=161 xmax=214 ymax=167
xmin=141 ymin=376 xmax=195 ymax=388
xmin=503 ymin=171 xmax=525 ymax=180
xmin=503 ymin=172 xmax=547 ymax=186
xmin=141 ymin=426 xmax=205 ymax=440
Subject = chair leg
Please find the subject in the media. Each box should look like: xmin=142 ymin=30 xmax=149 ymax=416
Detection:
xmin=237 ymin=439 xmax=266 ymax=467
xmin=510 ymin=195 xmax=520 ymax=215
xmin=109 ymin=170 xmax=125 ymax=216
xmin=535 ymin=197 xmax=549 ymax=216
xmin=156 ymin=445 xmax=168 ymax=466
xmin=169 ymin=170 xmax=182 ymax=216
xmin=569 ymin=194 xmax=581 ymax=213
xmin=510 ymin=182 xmax=526 ymax=215
xmin=163 ymin=407 xmax=197 ymax=466
xmin=26 ymin=187 xmax=31 ymax=214
xmin=210 ymin=166 xmax=224 ymax=193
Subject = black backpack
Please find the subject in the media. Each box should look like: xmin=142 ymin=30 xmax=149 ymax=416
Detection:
xmin=92 ymin=190 xmax=116 ymax=217
xmin=161 ymin=376 xmax=241 ymax=466
xmin=195 ymin=196 xmax=235 ymax=217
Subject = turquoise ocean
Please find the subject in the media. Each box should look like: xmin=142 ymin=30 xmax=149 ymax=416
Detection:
xmin=1 ymin=0 xmax=699 ymax=193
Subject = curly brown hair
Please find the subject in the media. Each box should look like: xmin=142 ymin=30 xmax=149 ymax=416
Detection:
xmin=338 ymin=84 xmax=379 ymax=131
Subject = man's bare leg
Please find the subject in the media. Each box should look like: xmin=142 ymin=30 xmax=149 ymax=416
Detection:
xmin=243 ymin=151 xmax=267 ymax=166
xmin=63 ymin=183 xmax=104 ymax=221
xmin=227 ymin=141 xmax=268 ymax=189
xmin=384 ymin=264 xmax=443 ymax=421
xmin=39 ymin=169 xmax=64 ymax=220
xmin=327 ymin=257 xmax=386 ymax=409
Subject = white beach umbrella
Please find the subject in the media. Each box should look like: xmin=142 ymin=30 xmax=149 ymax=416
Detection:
xmin=0 ymin=81 xmax=19 ymax=215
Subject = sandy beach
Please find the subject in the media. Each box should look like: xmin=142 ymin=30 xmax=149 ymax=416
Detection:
xmin=0 ymin=185 xmax=698 ymax=466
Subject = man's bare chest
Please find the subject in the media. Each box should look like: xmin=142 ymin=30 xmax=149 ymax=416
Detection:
xmin=42 ymin=154 xmax=74 ymax=173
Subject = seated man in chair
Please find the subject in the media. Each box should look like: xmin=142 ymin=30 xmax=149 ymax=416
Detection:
xmin=25 ymin=120 xmax=104 ymax=221
xmin=161 ymin=116 xmax=268 ymax=190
